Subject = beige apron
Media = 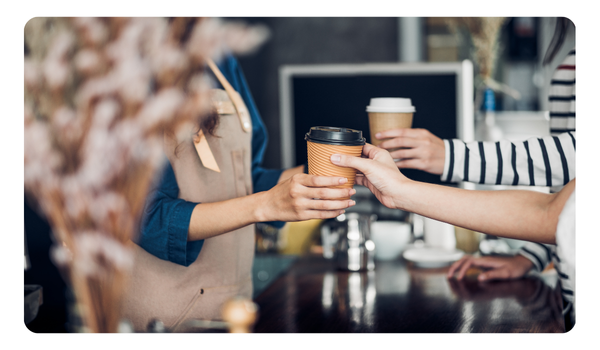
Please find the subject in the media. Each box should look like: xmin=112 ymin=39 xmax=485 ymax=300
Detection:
xmin=121 ymin=84 xmax=255 ymax=332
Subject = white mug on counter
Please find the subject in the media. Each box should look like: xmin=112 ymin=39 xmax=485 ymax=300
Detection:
xmin=420 ymin=215 xmax=456 ymax=250
xmin=370 ymin=220 xmax=412 ymax=260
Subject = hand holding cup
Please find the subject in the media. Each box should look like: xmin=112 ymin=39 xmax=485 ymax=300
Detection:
xmin=376 ymin=128 xmax=446 ymax=175
xmin=261 ymin=173 xmax=356 ymax=222
xmin=367 ymin=97 xmax=415 ymax=151
xmin=305 ymin=126 xmax=365 ymax=199
xmin=330 ymin=143 xmax=408 ymax=210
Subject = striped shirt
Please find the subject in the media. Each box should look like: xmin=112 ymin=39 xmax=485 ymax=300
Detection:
xmin=441 ymin=131 xmax=575 ymax=188
xmin=441 ymin=49 xmax=576 ymax=185
xmin=441 ymin=49 xmax=576 ymax=326
xmin=548 ymin=50 xmax=576 ymax=135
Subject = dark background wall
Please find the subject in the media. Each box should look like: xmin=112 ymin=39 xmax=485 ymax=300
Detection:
xmin=234 ymin=17 xmax=400 ymax=169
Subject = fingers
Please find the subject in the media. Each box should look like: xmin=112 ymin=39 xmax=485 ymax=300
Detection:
xmin=389 ymin=148 xmax=418 ymax=160
xmin=307 ymin=198 xmax=356 ymax=211
xmin=447 ymin=256 xmax=470 ymax=279
xmin=294 ymin=173 xmax=348 ymax=187
xmin=305 ymin=186 xmax=356 ymax=200
xmin=455 ymin=257 xmax=476 ymax=280
xmin=379 ymin=137 xmax=421 ymax=150
xmin=296 ymin=198 xmax=356 ymax=221
xmin=447 ymin=256 xmax=518 ymax=282
xmin=376 ymin=128 xmax=429 ymax=139
xmin=331 ymin=145 xmax=395 ymax=173
xmin=361 ymin=143 xmax=384 ymax=158
xmin=330 ymin=152 xmax=375 ymax=174
xmin=355 ymin=175 xmax=368 ymax=187
xmin=307 ymin=209 xmax=348 ymax=220
xmin=447 ymin=255 xmax=481 ymax=280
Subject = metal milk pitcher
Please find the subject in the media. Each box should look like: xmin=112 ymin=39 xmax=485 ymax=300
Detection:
xmin=322 ymin=212 xmax=375 ymax=271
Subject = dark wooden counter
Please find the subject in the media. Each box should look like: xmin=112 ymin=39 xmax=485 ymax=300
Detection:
xmin=253 ymin=255 xmax=565 ymax=333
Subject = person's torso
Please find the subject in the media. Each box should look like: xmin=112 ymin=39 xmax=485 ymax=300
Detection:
xmin=122 ymin=89 xmax=255 ymax=332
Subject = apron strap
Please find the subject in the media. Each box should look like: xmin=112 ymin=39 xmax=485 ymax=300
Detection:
xmin=206 ymin=58 xmax=252 ymax=133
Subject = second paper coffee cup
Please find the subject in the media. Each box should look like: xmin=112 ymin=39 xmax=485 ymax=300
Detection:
xmin=305 ymin=126 xmax=365 ymax=195
xmin=366 ymin=97 xmax=415 ymax=148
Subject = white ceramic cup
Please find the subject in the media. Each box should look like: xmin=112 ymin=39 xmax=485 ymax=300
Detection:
xmin=370 ymin=221 xmax=412 ymax=261
xmin=422 ymin=216 xmax=456 ymax=250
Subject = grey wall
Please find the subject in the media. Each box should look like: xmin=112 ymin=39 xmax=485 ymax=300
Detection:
xmin=236 ymin=17 xmax=399 ymax=169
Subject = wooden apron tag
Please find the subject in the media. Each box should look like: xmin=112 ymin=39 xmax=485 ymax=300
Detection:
xmin=193 ymin=129 xmax=221 ymax=173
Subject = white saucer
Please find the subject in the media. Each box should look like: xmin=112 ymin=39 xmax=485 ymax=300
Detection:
xmin=402 ymin=246 xmax=464 ymax=268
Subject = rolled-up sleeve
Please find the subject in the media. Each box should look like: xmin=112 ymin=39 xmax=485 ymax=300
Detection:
xmin=138 ymin=161 xmax=204 ymax=267
xmin=138 ymin=55 xmax=286 ymax=265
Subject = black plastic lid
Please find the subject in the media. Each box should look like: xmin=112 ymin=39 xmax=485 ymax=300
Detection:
xmin=305 ymin=126 xmax=366 ymax=146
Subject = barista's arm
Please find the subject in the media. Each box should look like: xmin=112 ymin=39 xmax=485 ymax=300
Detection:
xmin=138 ymin=162 xmax=204 ymax=267
xmin=187 ymin=173 xmax=355 ymax=241
xmin=139 ymin=161 xmax=355 ymax=267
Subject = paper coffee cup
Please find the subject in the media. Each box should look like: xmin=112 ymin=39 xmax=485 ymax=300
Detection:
xmin=305 ymin=126 xmax=365 ymax=198
xmin=366 ymin=98 xmax=415 ymax=149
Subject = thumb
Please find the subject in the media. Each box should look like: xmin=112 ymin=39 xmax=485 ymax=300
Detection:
xmin=330 ymin=153 xmax=374 ymax=174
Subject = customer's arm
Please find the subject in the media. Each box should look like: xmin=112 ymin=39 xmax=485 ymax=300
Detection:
xmin=331 ymin=143 xmax=575 ymax=244
xmin=440 ymin=132 xmax=576 ymax=187
xmin=376 ymin=128 xmax=576 ymax=188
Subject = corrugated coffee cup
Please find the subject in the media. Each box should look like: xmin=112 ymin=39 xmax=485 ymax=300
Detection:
xmin=366 ymin=98 xmax=415 ymax=150
xmin=305 ymin=126 xmax=365 ymax=197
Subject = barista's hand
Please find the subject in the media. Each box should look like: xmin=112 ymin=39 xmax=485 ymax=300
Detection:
xmin=376 ymin=128 xmax=445 ymax=175
xmin=447 ymin=254 xmax=534 ymax=282
xmin=259 ymin=174 xmax=356 ymax=222
xmin=330 ymin=143 xmax=408 ymax=210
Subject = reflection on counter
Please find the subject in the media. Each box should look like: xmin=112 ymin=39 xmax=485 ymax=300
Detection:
xmin=320 ymin=270 xmax=377 ymax=331
xmin=253 ymin=256 xmax=564 ymax=333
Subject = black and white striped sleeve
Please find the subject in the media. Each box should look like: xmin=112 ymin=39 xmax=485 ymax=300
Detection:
xmin=441 ymin=132 xmax=575 ymax=187
xmin=549 ymin=49 xmax=575 ymax=135
xmin=518 ymin=242 xmax=554 ymax=272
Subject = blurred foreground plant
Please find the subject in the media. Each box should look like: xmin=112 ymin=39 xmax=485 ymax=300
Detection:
xmin=24 ymin=17 xmax=268 ymax=332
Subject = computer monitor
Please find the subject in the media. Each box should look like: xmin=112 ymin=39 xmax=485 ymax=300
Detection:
xmin=279 ymin=60 xmax=474 ymax=186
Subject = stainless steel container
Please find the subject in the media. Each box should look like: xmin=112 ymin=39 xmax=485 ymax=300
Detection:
xmin=322 ymin=212 xmax=375 ymax=271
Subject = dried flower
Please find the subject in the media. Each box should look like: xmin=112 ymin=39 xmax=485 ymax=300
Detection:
xmin=187 ymin=17 xmax=270 ymax=62
xmin=74 ymin=49 xmax=103 ymax=77
xmin=24 ymin=58 xmax=42 ymax=90
xmin=72 ymin=231 xmax=134 ymax=278
xmin=446 ymin=17 xmax=507 ymax=81
xmin=136 ymin=88 xmax=186 ymax=131
xmin=445 ymin=17 xmax=518 ymax=105
xmin=24 ymin=17 xmax=268 ymax=333
xmin=72 ymin=17 xmax=108 ymax=47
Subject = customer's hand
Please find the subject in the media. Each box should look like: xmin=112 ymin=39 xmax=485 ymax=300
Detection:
xmin=330 ymin=143 xmax=407 ymax=209
xmin=376 ymin=128 xmax=445 ymax=175
xmin=260 ymin=173 xmax=356 ymax=222
xmin=447 ymin=254 xmax=534 ymax=282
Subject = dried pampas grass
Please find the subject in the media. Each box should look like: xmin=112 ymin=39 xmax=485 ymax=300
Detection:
xmin=24 ymin=17 xmax=269 ymax=332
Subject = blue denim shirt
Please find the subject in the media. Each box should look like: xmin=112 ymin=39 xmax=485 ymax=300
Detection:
xmin=137 ymin=54 xmax=284 ymax=267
